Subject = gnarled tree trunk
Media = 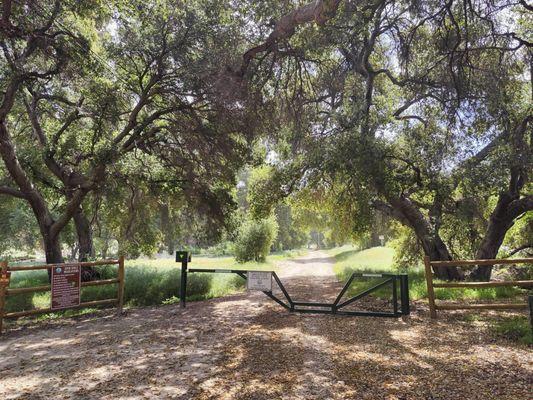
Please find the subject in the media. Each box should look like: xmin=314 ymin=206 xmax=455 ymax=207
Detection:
xmin=376 ymin=196 xmax=463 ymax=280
xmin=73 ymin=207 xmax=94 ymax=261
xmin=73 ymin=206 xmax=100 ymax=281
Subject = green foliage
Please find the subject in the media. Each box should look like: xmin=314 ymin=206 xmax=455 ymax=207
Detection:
xmin=0 ymin=198 xmax=40 ymax=258
xmin=389 ymin=223 xmax=423 ymax=271
xmin=203 ymin=241 xmax=235 ymax=256
xmin=271 ymin=204 xmax=308 ymax=251
xmin=234 ymin=217 xmax=278 ymax=262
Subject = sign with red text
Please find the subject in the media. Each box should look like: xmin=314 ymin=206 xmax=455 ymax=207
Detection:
xmin=51 ymin=265 xmax=81 ymax=310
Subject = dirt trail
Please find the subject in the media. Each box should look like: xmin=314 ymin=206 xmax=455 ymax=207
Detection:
xmin=1 ymin=251 xmax=532 ymax=400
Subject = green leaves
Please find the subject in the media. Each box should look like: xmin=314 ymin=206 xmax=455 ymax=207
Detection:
xmin=234 ymin=216 xmax=278 ymax=263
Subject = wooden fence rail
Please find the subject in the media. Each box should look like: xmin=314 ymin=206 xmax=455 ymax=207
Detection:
xmin=424 ymin=256 xmax=533 ymax=318
xmin=0 ymin=257 xmax=125 ymax=334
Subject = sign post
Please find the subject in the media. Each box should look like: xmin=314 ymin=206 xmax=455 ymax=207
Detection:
xmin=51 ymin=265 xmax=81 ymax=310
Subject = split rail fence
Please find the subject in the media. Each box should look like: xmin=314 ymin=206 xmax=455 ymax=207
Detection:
xmin=0 ymin=257 xmax=125 ymax=333
xmin=424 ymin=256 xmax=533 ymax=318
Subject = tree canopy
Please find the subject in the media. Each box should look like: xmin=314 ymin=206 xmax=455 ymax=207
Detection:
xmin=0 ymin=0 xmax=531 ymax=281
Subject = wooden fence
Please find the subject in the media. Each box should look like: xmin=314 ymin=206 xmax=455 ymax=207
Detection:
xmin=424 ymin=256 xmax=533 ymax=318
xmin=0 ymin=257 xmax=125 ymax=333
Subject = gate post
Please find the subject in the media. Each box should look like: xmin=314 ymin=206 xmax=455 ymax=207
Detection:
xmin=176 ymin=251 xmax=190 ymax=308
xmin=117 ymin=256 xmax=125 ymax=315
xmin=400 ymin=274 xmax=410 ymax=316
xmin=527 ymin=295 xmax=533 ymax=333
xmin=0 ymin=261 xmax=8 ymax=334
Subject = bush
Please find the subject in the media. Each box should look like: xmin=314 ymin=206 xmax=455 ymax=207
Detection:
xmin=234 ymin=217 xmax=278 ymax=263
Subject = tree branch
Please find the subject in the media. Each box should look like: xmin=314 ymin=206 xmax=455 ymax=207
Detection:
xmin=237 ymin=0 xmax=342 ymax=77
xmin=0 ymin=185 xmax=27 ymax=199
xmin=507 ymin=244 xmax=533 ymax=257
xmin=507 ymin=195 xmax=533 ymax=221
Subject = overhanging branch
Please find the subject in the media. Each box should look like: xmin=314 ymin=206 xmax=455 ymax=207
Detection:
xmin=237 ymin=0 xmax=342 ymax=77
xmin=0 ymin=185 xmax=27 ymax=199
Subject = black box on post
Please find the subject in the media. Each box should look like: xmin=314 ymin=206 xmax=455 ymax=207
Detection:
xmin=176 ymin=251 xmax=191 ymax=263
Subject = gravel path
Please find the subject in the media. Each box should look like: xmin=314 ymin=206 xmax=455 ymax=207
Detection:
xmin=0 ymin=251 xmax=531 ymax=399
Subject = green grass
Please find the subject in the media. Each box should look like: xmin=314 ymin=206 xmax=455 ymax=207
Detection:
xmin=330 ymin=246 xmax=527 ymax=301
xmin=491 ymin=316 xmax=533 ymax=345
xmin=4 ymin=249 xmax=306 ymax=321
xmin=328 ymin=246 xmax=401 ymax=300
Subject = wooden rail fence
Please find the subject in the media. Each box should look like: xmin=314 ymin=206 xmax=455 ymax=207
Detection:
xmin=424 ymin=256 xmax=533 ymax=318
xmin=0 ymin=257 xmax=125 ymax=333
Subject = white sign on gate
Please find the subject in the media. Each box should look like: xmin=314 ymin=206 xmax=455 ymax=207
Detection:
xmin=247 ymin=271 xmax=272 ymax=291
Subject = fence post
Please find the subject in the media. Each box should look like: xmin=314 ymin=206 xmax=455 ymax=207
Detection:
xmin=117 ymin=256 xmax=125 ymax=315
xmin=0 ymin=261 xmax=9 ymax=334
xmin=176 ymin=251 xmax=189 ymax=308
xmin=400 ymin=274 xmax=410 ymax=316
xmin=424 ymin=256 xmax=437 ymax=319
xmin=392 ymin=276 xmax=398 ymax=316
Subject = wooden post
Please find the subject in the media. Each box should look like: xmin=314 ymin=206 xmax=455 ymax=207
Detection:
xmin=424 ymin=256 xmax=437 ymax=319
xmin=0 ymin=261 xmax=9 ymax=334
xmin=117 ymin=256 xmax=125 ymax=315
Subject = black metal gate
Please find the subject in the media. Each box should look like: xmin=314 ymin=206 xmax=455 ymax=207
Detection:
xmin=176 ymin=251 xmax=409 ymax=318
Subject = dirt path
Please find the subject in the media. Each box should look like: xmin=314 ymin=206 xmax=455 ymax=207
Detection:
xmin=1 ymin=251 xmax=531 ymax=400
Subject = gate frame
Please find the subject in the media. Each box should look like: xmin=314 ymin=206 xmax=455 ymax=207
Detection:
xmin=176 ymin=251 xmax=409 ymax=318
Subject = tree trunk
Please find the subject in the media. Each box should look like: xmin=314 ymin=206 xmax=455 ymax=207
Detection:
xmin=472 ymin=161 xmax=533 ymax=281
xmin=101 ymin=238 xmax=109 ymax=259
xmin=43 ymin=231 xmax=63 ymax=264
xmin=370 ymin=229 xmax=380 ymax=247
xmin=41 ymin=227 xmax=63 ymax=281
xmin=73 ymin=206 xmax=100 ymax=281
xmin=70 ymin=243 xmax=79 ymax=261
xmin=73 ymin=207 xmax=94 ymax=261
xmin=378 ymin=196 xmax=463 ymax=280
xmin=473 ymin=222 xmax=512 ymax=280
xmin=160 ymin=203 xmax=175 ymax=255
xmin=422 ymin=235 xmax=462 ymax=280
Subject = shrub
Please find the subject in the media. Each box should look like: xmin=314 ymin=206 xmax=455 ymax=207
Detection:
xmin=234 ymin=217 xmax=278 ymax=263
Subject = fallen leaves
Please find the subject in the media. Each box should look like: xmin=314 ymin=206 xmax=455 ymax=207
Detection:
xmin=0 ymin=251 xmax=531 ymax=399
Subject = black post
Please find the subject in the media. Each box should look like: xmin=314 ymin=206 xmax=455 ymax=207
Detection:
xmin=400 ymin=274 xmax=410 ymax=315
xmin=176 ymin=251 xmax=190 ymax=308
xmin=392 ymin=276 xmax=398 ymax=316
xmin=528 ymin=295 xmax=533 ymax=335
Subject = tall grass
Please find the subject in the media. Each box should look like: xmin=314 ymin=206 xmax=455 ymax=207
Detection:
xmin=4 ymin=249 xmax=305 ymax=318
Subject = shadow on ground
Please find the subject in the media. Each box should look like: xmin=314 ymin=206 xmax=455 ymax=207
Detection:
xmin=1 ymin=253 xmax=531 ymax=400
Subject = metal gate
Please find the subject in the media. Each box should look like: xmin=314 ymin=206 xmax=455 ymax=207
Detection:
xmin=176 ymin=251 xmax=409 ymax=318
